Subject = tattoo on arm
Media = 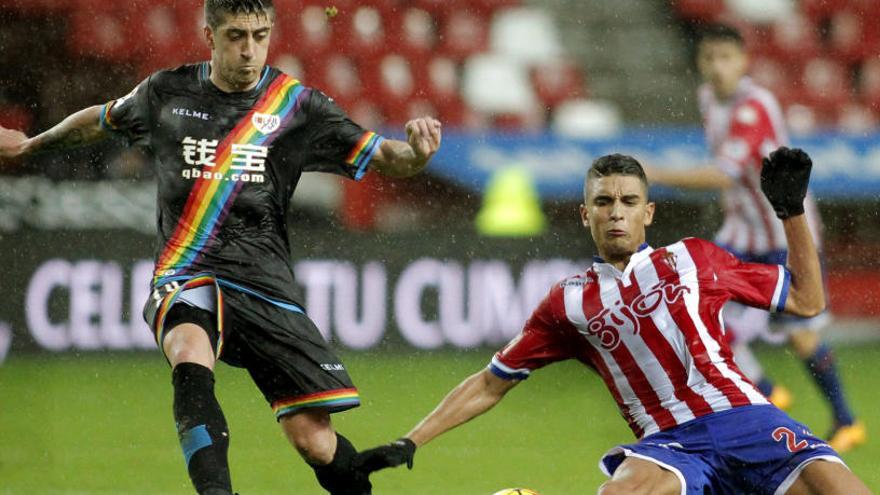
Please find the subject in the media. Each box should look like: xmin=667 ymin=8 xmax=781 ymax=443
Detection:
xmin=28 ymin=106 xmax=106 ymax=155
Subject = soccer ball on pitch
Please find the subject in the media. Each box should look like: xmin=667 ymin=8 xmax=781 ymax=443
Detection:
xmin=491 ymin=489 xmax=541 ymax=495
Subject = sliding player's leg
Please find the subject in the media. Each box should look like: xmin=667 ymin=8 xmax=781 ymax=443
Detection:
xmin=598 ymin=457 xmax=681 ymax=495
xmin=784 ymin=459 xmax=872 ymax=495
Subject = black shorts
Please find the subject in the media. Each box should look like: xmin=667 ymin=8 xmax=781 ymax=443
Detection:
xmin=144 ymin=277 xmax=359 ymax=420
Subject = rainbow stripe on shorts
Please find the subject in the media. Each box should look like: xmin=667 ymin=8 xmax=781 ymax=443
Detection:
xmin=271 ymin=388 xmax=360 ymax=418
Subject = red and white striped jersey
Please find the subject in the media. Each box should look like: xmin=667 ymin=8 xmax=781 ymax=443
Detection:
xmin=489 ymin=239 xmax=791 ymax=439
xmin=699 ymin=77 xmax=821 ymax=255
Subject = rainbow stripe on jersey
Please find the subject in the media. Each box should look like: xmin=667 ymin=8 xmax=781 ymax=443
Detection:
xmin=272 ymin=388 xmax=361 ymax=418
xmin=153 ymin=74 xmax=308 ymax=284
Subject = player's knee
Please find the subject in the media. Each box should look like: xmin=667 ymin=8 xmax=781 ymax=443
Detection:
xmin=163 ymin=323 xmax=215 ymax=368
xmin=280 ymin=410 xmax=336 ymax=465
xmin=598 ymin=473 xmax=674 ymax=495
xmin=598 ymin=479 xmax=640 ymax=495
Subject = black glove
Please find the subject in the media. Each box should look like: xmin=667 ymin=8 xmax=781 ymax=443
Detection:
xmin=760 ymin=146 xmax=813 ymax=220
xmin=353 ymin=438 xmax=417 ymax=474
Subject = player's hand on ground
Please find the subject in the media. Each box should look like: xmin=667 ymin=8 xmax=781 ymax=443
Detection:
xmin=760 ymin=146 xmax=812 ymax=219
xmin=0 ymin=125 xmax=28 ymax=159
xmin=405 ymin=116 xmax=441 ymax=162
xmin=353 ymin=437 xmax=416 ymax=474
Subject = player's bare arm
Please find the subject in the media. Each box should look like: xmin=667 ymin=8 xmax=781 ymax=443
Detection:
xmin=645 ymin=163 xmax=733 ymax=190
xmin=760 ymin=147 xmax=824 ymax=317
xmin=406 ymin=368 xmax=517 ymax=447
xmin=0 ymin=105 xmax=106 ymax=159
xmin=354 ymin=369 xmax=517 ymax=473
xmin=371 ymin=116 xmax=441 ymax=178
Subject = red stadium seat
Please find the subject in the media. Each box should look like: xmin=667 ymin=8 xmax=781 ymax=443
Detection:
xmin=828 ymin=10 xmax=878 ymax=64
xmin=531 ymin=59 xmax=587 ymax=110
xmin=411 ymin=0 xmax=464 ymax=19
xmin=306 ymin=54 xmax=363 ymax=110
xmin=836 ymin=101 xmax=878 ymax=133
xmin=342 ymin=6 xmax=389 ymax=59
xmin=472 ymin=0 xmax=522 ymax=16
xmin=765 ymin=14 xmax=822 ymax=61
xmin=749 ymin=56 xmax=798 ymax=105
xmin=394 ymin=8 xmax=437 ymax=60
xmin=416 ymin=56 xmax=461 ymax=102
xmin=672 ymin=0 xmax=727 ymax=21
xmin=275 ymin=4 xmax=336 ymax=64
xmin=859 ymin=58 xmax=880 ymax=113
xmin=437 ymin=11 xmax=490 ymax=61
xmin=799 ymin=0 xmax=848 ymax=21
xmin=374 ymin=55 xmax=417 ymax=124
xmin=800 ymin=57 xmax=852 ymax=113
xmin=66 ymin=8 xmax=132 ymax=62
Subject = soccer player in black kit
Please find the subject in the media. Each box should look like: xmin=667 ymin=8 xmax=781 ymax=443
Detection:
xmin=0 ymin=1 xmax=441 ymax=494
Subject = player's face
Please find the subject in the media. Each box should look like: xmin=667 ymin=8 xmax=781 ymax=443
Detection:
xmin=580 ymin=175 xmax=655 ymax=265
xmin=206 ymin=11 xmax=274 ymax=91
xmin=697 ymin=40 xmax=748 ymax=100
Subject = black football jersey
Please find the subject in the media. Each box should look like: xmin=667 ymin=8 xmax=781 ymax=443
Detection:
xmin=102 ymin=63 xmax=384 ymax=306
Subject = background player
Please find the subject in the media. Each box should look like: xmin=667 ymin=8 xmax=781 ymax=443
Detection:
xmin=353 ymin=149 xmax=871 ymax=494
xmin=0 ymin=1 xmax=441 ymax=494
xmin=646 ymin=23 xmax=863 ymax=452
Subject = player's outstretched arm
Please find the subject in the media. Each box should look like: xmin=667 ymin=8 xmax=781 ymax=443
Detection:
xmin=354 ymin=368 xmax=518 ymax=474
xmin=644 ymin=163 xmax=733 ymax=191
xmin=0 ymin=105 xmax=106 ymax=159
xmin=760 ymin=146 xmax=824 ymax=317
xmin=371 ymin=116 xmax=441 ymax=178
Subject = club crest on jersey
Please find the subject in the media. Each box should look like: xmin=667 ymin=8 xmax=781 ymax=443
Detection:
xmin=252 ymin=112 xmax=281 ymax=134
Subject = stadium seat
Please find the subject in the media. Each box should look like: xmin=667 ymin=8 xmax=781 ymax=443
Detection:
xmin=828 ymin=10 xmax=878 ymax=64
xmin=725 ymin=0 xmax=795 ymax=24
xmin=799 ymin=0 xmax=848 ymax=20
xmin=859 ymin=58 xmax=880 ymax=113
xmin=396 ymin=8 xmax=437 ymax=60
xmin=490 ymin=8 xmax=563 ymax=65
xmin=307 ymin=55 xmax=363 ymax=111
xmin=271 ymin=53 xmax=306 ymax=80
xmin=437 ymin=10 xmax=490 ymax=61
xmin=276 ymin=5 xmax=335 ymax=64
xmin=531 ymin=59 xmax=587 ymax=110
xmin=749 ymin=56 xmax=797 ymax=105
xmin=375 ymin=55 xmax=416 ymax=124
xmin=461 ymin=54 xmax=537 ymax=115
xmin=343 ymin=6 xmax=388 ymax=59
xmin=551 ymin=99 xmax=623 ymax=139
xmin=673 ymin=0 xmax=727 ymax=21
xmin=837 ymin=101 xmax=878 ymax=133
xmin=422 ymin=57 xmax=461 ymax=101
xmin=66 ymin=8 xmax=132 ymax=62
xmin=784 ymin=103 xmax=820 ymax=135
xmin=800 ymin=57 xmax=852 ymax=112
xmin=765 ymin=14 xmax=822 ymax=60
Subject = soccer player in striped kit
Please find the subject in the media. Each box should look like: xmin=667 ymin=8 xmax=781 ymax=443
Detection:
xmin=355 ymin=150 xmax=871 ymax=494
xmin=0 ymin=1 xmax=441 ymax=494
xmin=647 ymin=24 xmax=864 ymax=452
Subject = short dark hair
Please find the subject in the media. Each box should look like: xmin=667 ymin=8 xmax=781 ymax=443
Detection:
xmin=584 ymin=153 xmax=648 ymax=199
xmin=698 ymin=23 xmax=745 ymax=47
xmin=205 ymin=0 xmax=274 ymax=29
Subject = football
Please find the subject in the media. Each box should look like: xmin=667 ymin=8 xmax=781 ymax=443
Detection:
xmin=491 ymin=489 xmax=541 ymax=495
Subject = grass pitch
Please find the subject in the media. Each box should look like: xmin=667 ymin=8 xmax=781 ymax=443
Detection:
xmin=1 ymin=345 xmax=877 ymax=494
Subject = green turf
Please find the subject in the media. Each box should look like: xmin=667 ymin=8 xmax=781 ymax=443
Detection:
xmin=0 ymin=345 xmax=877 ymax=494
